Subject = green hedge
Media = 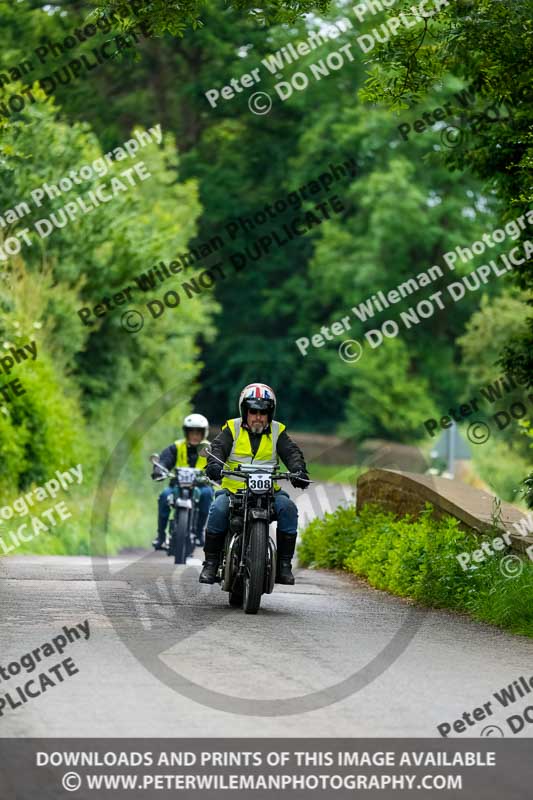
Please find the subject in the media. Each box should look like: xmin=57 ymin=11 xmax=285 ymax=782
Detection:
xmin=298 ymin=503 xmax=533 ymax=637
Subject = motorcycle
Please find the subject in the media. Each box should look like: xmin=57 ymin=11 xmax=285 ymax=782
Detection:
xmin=204 ymin=449 xmax=309 ymax=614
xmin=150 ymin=455 xmax=213 ymax=564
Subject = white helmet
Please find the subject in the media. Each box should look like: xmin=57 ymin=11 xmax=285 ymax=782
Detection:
xmin=183 ymin=413 xmax=209 ymax=438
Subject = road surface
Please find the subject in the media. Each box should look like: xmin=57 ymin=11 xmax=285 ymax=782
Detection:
xmin=1 ymin=482 xmax=532 ymax=738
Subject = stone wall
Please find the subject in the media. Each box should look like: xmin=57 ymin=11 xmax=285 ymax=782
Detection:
xmin=356 ymin=469 xmax=533 ymax=553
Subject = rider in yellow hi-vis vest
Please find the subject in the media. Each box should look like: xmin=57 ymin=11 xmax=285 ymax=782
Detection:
xmin=220 ymin=417 xmax=285 ymax=493
xmin=200 ymin=383 xmax=309 ymax=586
xmin=174 ymin=438 xmax=208 ymax=470
xmin=151 ymin=413 xmax=213 ymax=550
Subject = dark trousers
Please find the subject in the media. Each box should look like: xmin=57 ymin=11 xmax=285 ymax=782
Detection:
xmin=206 ymin=489 xmax=298 ymax=537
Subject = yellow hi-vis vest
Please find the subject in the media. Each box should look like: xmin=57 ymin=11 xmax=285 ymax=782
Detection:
xmin=174 ymin=438 xmax=209 ymax=469
xmin=221 ymin=418 xmax=286 ymax=493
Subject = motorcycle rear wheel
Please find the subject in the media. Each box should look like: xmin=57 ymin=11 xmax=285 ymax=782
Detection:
xmin=243 ymin=520 xmax=267 ymax=614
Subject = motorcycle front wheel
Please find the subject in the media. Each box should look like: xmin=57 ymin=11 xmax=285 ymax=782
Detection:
xmin=171 ymin=508 xmax=189 ymax=564
xmin=243 ymin=519 xmax=267 ymax=614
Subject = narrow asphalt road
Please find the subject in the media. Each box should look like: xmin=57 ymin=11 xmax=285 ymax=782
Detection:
xmin=1 ymin=482 xmax=532 ymax=738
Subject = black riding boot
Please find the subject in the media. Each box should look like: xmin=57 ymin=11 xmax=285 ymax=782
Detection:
xmin=276 ymin=531 xmax=296 ymax=585
xmin=199 ymin=532 xmax=224 ymax=584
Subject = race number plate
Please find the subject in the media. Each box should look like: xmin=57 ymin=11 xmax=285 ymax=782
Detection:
xmin=178 ymin=468 xmax=197 ymax=485
xmin=248 ymin=473 xmax=272 ymax=493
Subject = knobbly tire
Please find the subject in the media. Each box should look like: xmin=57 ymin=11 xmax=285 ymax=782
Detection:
xmin=172 ymin=508 xmax=189 ymax=564
xmin=243 ymin=520 xmax=267 ymax=614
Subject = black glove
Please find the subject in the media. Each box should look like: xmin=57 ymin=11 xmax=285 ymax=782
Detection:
xmin=151 ymin=468 xmax=165 ymax=482
xmin=290 ymin=471 xmax=309 ymax=489
xmin=206 ymin=463 xmax=222 ymax=483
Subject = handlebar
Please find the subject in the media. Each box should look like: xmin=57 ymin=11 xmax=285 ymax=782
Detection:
xmin=220 ymin=468 xmax=312 ymax=484
xmin=151 ymin=458 xmax=172 ymax=479
xmin=201 ymin=448 xmax=312 ymax=486
xmin=150 ymin=459 xmax=215 ymax=485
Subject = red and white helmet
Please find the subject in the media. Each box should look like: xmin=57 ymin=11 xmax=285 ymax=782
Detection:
xmin=239 ymin=383 xmax=276 ymax=422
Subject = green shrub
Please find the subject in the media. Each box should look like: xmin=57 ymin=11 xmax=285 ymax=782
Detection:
xmin=298 ymin=503 xmax=533 ymax=637
xmin=470 ymin=436 xmax=531 ymax=506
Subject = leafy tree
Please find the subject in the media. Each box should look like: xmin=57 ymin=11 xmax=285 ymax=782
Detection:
xmin=458 ymin=292 xmax=530 ymax=392
xmin=82 ymin=0 xmax=509 ymax=438
xmin=458 ymin=292 xmax=531 ymax=502
xmin=0 ymin=84 xmax=216 ymax=492
xmin=99 ymin=0 xmax=331 ymax=36
xmin=1 ymin=0 xmax=527 ymax=489
xmin=358 ymin=0 xmax=533 ymax=498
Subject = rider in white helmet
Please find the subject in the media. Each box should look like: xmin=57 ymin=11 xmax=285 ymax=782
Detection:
xmin=151 ymin=413 xmax=213 ymax=550
xmin=200 ymin=383 xmax=309 ymax=585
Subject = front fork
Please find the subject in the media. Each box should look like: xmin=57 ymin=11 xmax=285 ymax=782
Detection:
xmin=175 ymin=489 xmax=193 ymax=527
xmin=238 ymin=498 xmax=250 ymax=573
xmin=237 ymin=494 xmax=271 ymax=574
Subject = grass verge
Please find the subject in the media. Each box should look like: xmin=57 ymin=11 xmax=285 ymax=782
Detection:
xmin=298 ymin=502 xmax=533 ymax=637
xmin=0 ymin=480 xmax=157 ymax=558
xmin=308 ymin=463 xmax=363 ymax=484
